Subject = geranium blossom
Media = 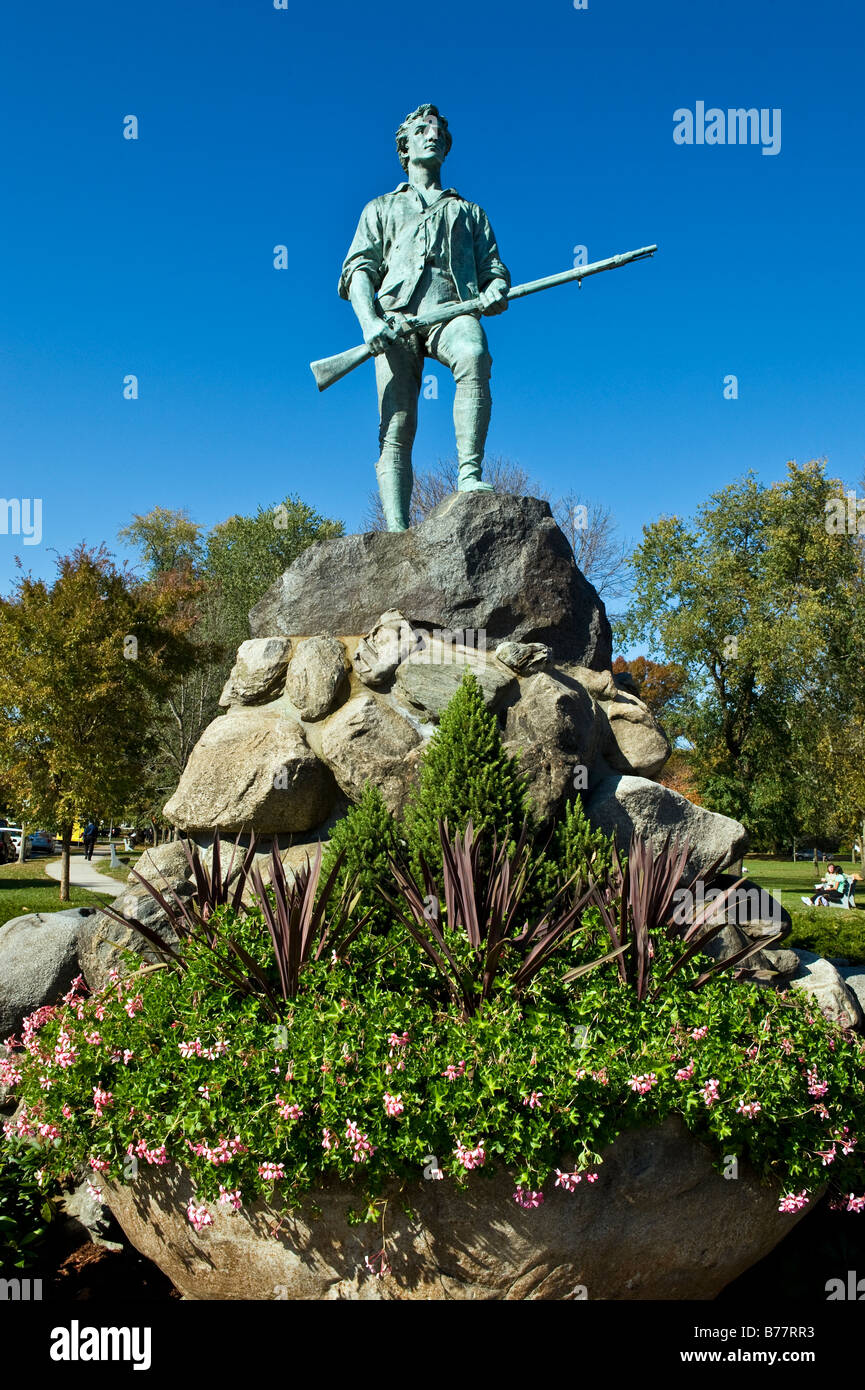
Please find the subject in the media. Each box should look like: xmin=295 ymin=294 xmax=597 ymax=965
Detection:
xmin=322 ymin=1127 xmax=339 ymax=1151
xmin=454 ymin=1139 xmax=486 ymax=1171
xmin=845 ymin=1194 xmax=865 ymax=1213
xmin=736 ymin=1100 xmax=762 ymax=1118
xmin=441 ymin=1061 xmax=466 ymax=1081
xmin=346 ymin=1120 xmax=375 ymax=1163
xmin=219 ymin=1186 xmax=243 ymax=1211
xmin=186 ymin=1200 xmax=214 ymax=1231
xmin=364 ymin=1249 xmax=391 ymax=1278
xmin=675 ymin=1061 xmax=695 ymax=1082
xmin=513 ymin=1187 xmax=544 ymax=1209
xmin=554 ymin=1168 xmax=582 ymax=1192
xmin=778 ymin=1190 xmax=809 ymax=1213
xmin=700 ymin=1078 xmax=720 ymax=1107
xmin=276 ymin=1096 xmax=303 ymax=1121
xmin=691 ymin=1026 xmax=708 ymax=1041
xmin=629 ymin=1073 xmax=657 ymax=1095
xmin=92 ymin=1086 xmax=114 ymax=1115
xmin=383 ymin=1092 xmax=404 ymax=1117
xmin=257 ymin=1161 xmax=285 ymax=1181
xmin=522 ymin=1090 xmax=543 ymax=1109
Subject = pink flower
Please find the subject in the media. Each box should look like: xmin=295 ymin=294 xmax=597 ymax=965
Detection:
xmin=522 ymin=1090 xmax=544 ymax=1109
xmin=691 ymin=1026 xmax=708 ymax=1040
xmin=257 ymin=1162 xmax=285 ymax=1182
xmin=383 ymin=1092 xmax=404 ymax=1117
xmin=93 ymin=1004 xmax=106 ymax=1021
xmin=276 ymin=1096 xmax=303 ymax=1121
xmin=388 ymin=1031 xmax=410 ymax=1054
xmin=441 ymin=1060 xmax=466 ymax=1081
xmin=778 ymin=1190 xmax=810 ymax=1213
xmin=61 ymin=1104 xmax=73 ymax=1119
xmin=124 ymin=995 xmax=143 ymax=1019
xmin=629 ymin=1073 xmax=658 ymax=1095
xmin=89 ymin=1155 xmax=110 ymax=1173
xmin=364 ymin=1249 xmax=391 ymax=1279
xmin=454 ymin=1139 xmax=486 ymax=1171
xmin=845 ymin=1194 xmax=865 ymax=1213
xmin=198 ymin=1084 xmax=211 ymax=1100
xmin=92 ymin=1086 xmax=114 ymax=1115
xmin=700 ymin=1078 xmax=720 ymax=1107
xmin=218 ymin=1186 xmax=243 ymax=1211
xmin=592 ymin=1068 xmax=609 ymax=1086
xmin=179 ymin=1038 xmax=202 ymax=1059
xmin=586 ymin=1172 xmax=599 ymax=1183
xmin=108 ymin=967 xmax=120 ymax=985
xmin=186 ymin=1199 xmax=214 ymax=1232
xmin=554 ymin=1168 xmax=582 ymax=1192
xmin=321 ymin=1127 xmax=339 ymax=1152
xmin=346 ymin=1120 xmax=375 ymax=1163
xmin=84 ymin=1031 xmax=101 ymax=1045
xmin=37 ymin=1121 xmax=60 ymax=1141
xmin=806 ymin=1066 xmax=829 ymax=1098
xmin=736 ymin=1100 xmax=762 ymax=1119
xmin=122 ymin=1049 xmax=134 ymax=1065
xmin=0 ymin=1057 xmax=23 ymax=1088
xmin=85 ymin=1181 xmax=103 ymax=1201
xmin=513 ymin=1187 xmax=544 ymax=1209
xmin=675 ymin=1061 xmax=695 ymax=1082
xmin=816 ymin=1145 xmax=837 ymax=1166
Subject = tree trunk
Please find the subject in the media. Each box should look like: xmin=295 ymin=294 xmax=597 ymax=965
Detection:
xmin=17 ymin=822 xmax=26 ymax=863
xmin=60 ymin=824 xmax=72 ymax=902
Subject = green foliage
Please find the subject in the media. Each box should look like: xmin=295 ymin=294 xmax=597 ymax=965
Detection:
xmin=321 ymin=786 xmax=400 ymax=940
xmin=553 ymin=796 xmax=616 ymax=883
xmin=403 ymin=670 xmax=529 ymax=877
xmin=6 ymin=926 xmax=864 ymax=1227
xmin=620 ymin=460 xmax=865 ymax=844
xmin=203 ymin=495 xmax=343 ymax=650
xmin=788 ymin=913 xmax=865 ymax=968
xmin=0 ymin=1141 xmax=52 ymax=1269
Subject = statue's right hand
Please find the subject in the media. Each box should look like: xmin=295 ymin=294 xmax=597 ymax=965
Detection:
xmin=363 ymin=318 xmax=401 ymax=355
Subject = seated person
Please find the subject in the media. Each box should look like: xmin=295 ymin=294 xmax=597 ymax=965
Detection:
xmin=802 ymin=863 xmax=847 ymax=907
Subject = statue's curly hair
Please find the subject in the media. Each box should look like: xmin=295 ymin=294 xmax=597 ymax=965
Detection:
xmin=395 ymin=104 xmax=452 ymax=172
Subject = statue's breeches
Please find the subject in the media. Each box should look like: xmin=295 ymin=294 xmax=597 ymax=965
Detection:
xmin=374 ymin=315 xmax=492 ymax=467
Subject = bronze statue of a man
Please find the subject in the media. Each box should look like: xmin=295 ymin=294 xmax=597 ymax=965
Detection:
xmin=339 ymin=104 xmax=510 ymax=532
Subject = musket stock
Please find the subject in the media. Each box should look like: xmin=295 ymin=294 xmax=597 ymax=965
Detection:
xmin=310 ymin=244 xmax=657 ymax=392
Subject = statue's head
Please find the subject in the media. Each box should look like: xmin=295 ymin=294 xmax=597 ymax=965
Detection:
xmin=396 ymin=104 xmax=452 ymax=173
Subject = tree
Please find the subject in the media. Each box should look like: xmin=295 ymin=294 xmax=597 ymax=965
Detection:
xmin=552 ymin=492 xmax=631 ymax=600
xmin=0 ymin=545 xmax=198 ymax=898
xmin=118 ymin=507 xmax=203 ymax=574
xmin=204 ymin=495 xmax=343 ymax=651
xmin=619 ymin=461 xmax=864 ymax=840
xmin=611 ymin=656 xmax=687 ymax=730
xmin=403 ymin=670 xmax=528 ymax=878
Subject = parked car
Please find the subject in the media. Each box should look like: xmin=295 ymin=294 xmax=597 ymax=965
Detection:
xmin=27 ymin=830 xmax=56 ymax=855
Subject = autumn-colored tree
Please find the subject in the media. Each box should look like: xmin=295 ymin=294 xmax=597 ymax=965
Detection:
xmin=611 ymin=656 xmax=687 ymax=730
xmin=0 ymin=545 xmax=198 ymax=899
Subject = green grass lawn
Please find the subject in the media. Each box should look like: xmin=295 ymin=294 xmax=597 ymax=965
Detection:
xmin=744 ymin=855 xmax=865 ymax=965
xmin=0 ymin=858 xmax=108 ymax=928
xmin=93 ymin=850 xmax=143 ymax=884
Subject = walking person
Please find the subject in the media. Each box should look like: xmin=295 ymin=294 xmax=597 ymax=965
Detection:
xmin=82 ymin=820 xmax=98 ymax=862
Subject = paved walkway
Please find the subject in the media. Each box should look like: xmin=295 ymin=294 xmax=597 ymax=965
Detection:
xmin=43 ymin=848 xmax=123 ymax=896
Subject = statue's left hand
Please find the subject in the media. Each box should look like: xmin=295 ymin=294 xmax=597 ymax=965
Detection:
xmin=478 ymin=279 xmax=509 ymax=315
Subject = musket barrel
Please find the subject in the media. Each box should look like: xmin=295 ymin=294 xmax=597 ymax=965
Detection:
xmin=506 ymin=245 xmax=657 ymax=301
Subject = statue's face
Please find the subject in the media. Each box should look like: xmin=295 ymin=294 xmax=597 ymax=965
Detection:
xmin=405 ymin=113 xmax=447 ymax=168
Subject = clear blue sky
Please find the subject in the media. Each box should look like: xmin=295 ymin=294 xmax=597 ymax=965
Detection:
xmin=1 ymin=0 xmax=863 ymax=598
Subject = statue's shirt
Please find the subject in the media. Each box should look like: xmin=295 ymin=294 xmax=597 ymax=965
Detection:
xmin=339 ymin=183 xmax=510 ymax=313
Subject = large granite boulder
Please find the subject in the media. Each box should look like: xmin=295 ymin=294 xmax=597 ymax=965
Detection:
xmin=319 ymin=694 xmax=422 ymax=815
xmin=250 ymin=493 xmax=612 ymax=669
xmin=0 ymin=909 xmax=96 ymax=1038
xmin=599 ymin=693 xmax=671 ymax=779
xmin=286 ymin=636 xmax=351 ymax=721
xmin=220 ymin=638 xmax=292 ymax=707
xmin=504 ymin=673 xmax=601 ymax=825
xmin=586 ymin=774 xmax=748 ymax=884
xmin=103 ymin=1115 xmax=807 ymax=1301
xmin=788 ymin=949 xmax=863 ymax=1030
xmin=164 ymin=708 xmax=336 ymax=834
xmin=394 ymin=652 xmax=515 ymax=722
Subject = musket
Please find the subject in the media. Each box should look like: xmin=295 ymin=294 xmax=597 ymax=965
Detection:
xmin=309 ymin=244 xmax=657 ymax=392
